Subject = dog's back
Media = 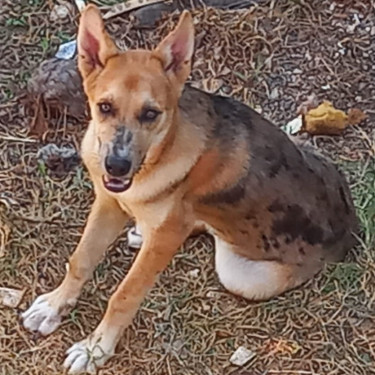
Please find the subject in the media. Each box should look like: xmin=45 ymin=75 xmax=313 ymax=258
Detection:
xmin=180 ymin=85 xmax=358 ymax=265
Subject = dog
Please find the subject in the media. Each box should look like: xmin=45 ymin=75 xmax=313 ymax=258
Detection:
xmin=22 ymin=5 xmax=358 ymax=373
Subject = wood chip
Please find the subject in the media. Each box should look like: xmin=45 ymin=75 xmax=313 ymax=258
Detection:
xmin=102 ymin=0 xmax=165 ymax=20
xmin=348 ymin=108 xmax=367 ymax=125
xmin=0 ymin=287 xmax=25 ymax=308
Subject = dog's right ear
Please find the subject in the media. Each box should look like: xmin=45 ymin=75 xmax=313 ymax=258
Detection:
xmin=77 ymin=4 xmax=118 ymax=79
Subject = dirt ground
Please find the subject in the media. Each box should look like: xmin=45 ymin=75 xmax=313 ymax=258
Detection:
xmin=0 ymin=1 xmax=374 ymax=375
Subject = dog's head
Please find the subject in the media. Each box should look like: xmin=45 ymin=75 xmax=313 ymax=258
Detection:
xmin=77 ymin=5 xmax=194 ymax=193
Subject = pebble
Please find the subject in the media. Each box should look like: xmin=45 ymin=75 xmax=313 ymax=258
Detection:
xmin=50 ymin=1 xmax=74 ymax=21
xmin=230 ymin=346 xmax=256 ymax=366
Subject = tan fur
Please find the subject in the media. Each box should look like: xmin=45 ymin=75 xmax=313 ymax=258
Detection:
xmin=22 ymin=5 xmax=358 ymax=373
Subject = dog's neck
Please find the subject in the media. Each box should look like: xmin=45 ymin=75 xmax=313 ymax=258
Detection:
xmin=128 ymin=108 xmax=205 ymax=203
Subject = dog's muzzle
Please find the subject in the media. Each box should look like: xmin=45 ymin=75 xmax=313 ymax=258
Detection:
xmin=103 ymin=154 xmax=133 ymax=193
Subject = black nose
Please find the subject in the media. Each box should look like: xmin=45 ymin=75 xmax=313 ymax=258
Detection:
xmin=105 ymin=155 xmax=132 ymax=177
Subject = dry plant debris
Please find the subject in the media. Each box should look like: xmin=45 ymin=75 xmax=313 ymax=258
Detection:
xmin=0 ymin=287 xmax=25 ymax=308
xmin=0 ymin=1 xmax=374 ymax=375
xmin=303 ymin=101 xmax=349 ymax=135
xmin=302 ymin=102 xmax=367 ymax=136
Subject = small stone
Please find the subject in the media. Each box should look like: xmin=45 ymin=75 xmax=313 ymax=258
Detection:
xmin=187 ymin=268 xmax=200 ymax=278
xmin=269 ymin=87 xmax=279 ymax=100
xmin=37 ymin=143 xmax=80 ymax=175
xmin=281 ymin=115 xmax=303 ymax=135
xmin=50 ymin=1 xmax=74 ymax=22
xmin=206 ymin=290 xmax=220 ymax=298
xmin=253 ymin=105 xmax=262 ymax=114
xmin=230 ymin=346 xmax=256 ymax=366
xmin=55 ymin=40 xmax=77 ymax=60
xmin=74 ymin=0 xmax=86 ymax=12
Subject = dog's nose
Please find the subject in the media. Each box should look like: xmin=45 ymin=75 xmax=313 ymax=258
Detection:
xmin=105 ymin=155 xmax=132 ymax=177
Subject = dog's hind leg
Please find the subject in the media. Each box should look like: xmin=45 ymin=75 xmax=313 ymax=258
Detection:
xmin=22 ymin=195 xmax=128 ymax=336
xmin=215 ymin=237 xmax=312 ymax=301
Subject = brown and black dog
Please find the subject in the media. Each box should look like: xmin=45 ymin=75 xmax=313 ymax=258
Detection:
xmin=22 ymin=5 xmax=358 ymax=373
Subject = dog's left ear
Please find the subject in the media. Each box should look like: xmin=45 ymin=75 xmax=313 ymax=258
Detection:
xmin=153 ymin=11 xmax=194 ymax=91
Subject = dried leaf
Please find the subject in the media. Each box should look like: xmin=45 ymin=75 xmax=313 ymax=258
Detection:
xmin=303 ymin=101 xmax=348 ymax=135
xmin=0 ymin=287 xmax=25 ymax=308
xmin=348 ymin=108 xmax=367 ymax=126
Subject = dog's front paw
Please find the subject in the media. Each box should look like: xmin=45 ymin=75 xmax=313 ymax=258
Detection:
xmin=22 ymin=291 xmax=76 ymax=335
xmin=64 ymin=335 xmax=114 ymax=374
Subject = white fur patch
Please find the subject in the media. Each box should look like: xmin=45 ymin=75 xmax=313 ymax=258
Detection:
xmin=22 ymin=294 xmax=62 ymax=336
xmin=214 ymin=237 xmax=288 ymax=300
xmin=64 ymin=333 xmax=115 ymax=374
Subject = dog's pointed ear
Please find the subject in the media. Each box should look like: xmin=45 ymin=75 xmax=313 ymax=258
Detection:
xmin=77 ymin=4 xmax=118 ymax=79
xmin=153 ymin=11 xmax=194 ymax=90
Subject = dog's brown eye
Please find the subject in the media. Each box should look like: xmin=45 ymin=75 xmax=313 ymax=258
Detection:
xmin=140 ymin=109 xmax=160 ymax=123
xmin=98 ymin=102 xmax=113 ymax=115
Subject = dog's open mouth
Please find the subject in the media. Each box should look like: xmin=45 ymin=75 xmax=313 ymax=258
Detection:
xmin=102 ymin=175 xmax=132 ymax=193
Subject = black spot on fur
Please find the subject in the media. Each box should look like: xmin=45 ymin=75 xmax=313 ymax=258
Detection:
xmin=268 ymin=200 xmax=284 ymax=213
xmin=272 ymin=204 xmax=324 ymax=246
xmin=245 ymin=210 xmax=256 ymax=221
xmin=299 ymin=247 xmax=306 ymax=255
xmin=207 ymin=107 xmax=215 ymax=118
xmin=266 ymin=152 xmax=290 ymax=178
xmin=113 ymin=126 xmax=125 ymax=151
xmin=317 ymin=191 xmax=329 ymax=204
xmin=263 ymin=145 xmax=276 ymax=162
xmin=212 ymin=95 xmax=255 ymax=131
xmin=270 ymin=238 xmax=280 ymax=249
xmin=201 ymin=182 xmax=245 ymax=205
xmin=112 ymin=126 xmax=133 ymax=155
xmin=268 ymin=162 xmax=282 ymax=178
xmin=261 ymin=234 xmax=270 ymax=252
xmin=126 ymin=131 xmax=133 ymax=143
xmin=253 ymin=221 xmax=260 ymax=229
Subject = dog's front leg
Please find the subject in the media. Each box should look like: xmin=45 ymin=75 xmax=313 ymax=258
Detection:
xmin=22 ymin=195 xmax=128 ymax=336
xmin=63 ymin=214 xmax=192 ymax=374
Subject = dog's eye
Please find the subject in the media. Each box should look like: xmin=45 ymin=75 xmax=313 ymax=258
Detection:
xmin=139 ymin=108 xmax=160 ymax=123
xmin=98 ymin=102 xmax=113 ymax=115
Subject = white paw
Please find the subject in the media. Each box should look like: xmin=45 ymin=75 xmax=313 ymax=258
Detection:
xmin=22 ymin=292 xmax=75 ymax=335
xmin=64 ymin=336 xmax=114 ymax=374
xmin=127 ymin=225 xmax=143 ymax=249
